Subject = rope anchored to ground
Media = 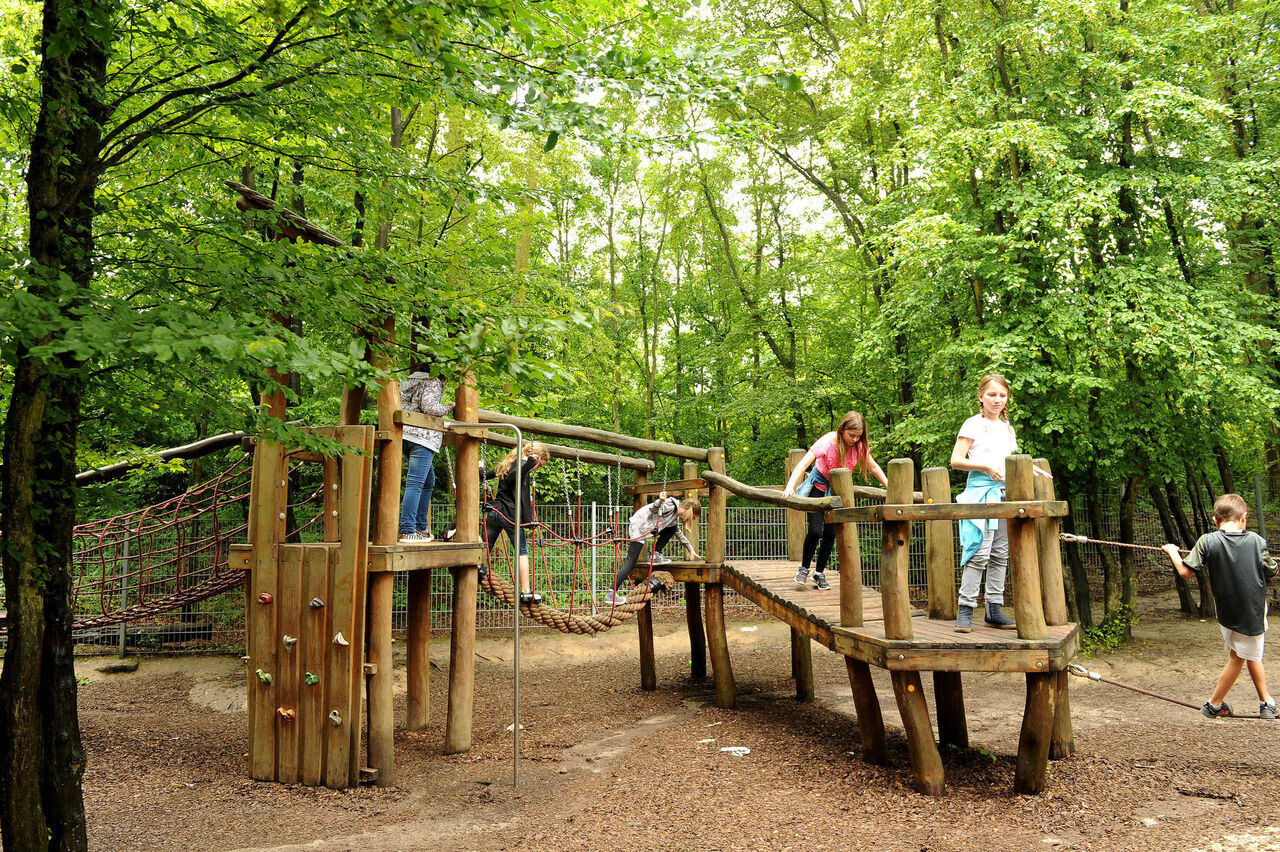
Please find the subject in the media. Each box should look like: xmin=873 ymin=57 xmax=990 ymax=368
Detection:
xmin=1067 ymin=663 xmax=1273 ymax=719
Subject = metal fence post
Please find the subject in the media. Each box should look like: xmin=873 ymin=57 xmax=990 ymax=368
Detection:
xmin=117 ymin=538 xmax=130 ymax=657
xmin=590 ymin=501 xmax=597 ymax=616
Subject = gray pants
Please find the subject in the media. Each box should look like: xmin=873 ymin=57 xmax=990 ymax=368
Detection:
xmin=957 ymin=520 xmax=1008 ymax=608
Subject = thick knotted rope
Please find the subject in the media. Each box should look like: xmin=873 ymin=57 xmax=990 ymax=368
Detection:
xmin=479 ymin=569 xmax=674 ymax=635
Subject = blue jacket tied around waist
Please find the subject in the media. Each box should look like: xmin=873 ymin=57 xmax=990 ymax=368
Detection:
xmin=956 ymin=471 xmax=1004 ymax=567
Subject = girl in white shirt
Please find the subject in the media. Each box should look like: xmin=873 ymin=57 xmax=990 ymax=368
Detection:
xmin=950 ymin=374 xmax=1018 ymax=632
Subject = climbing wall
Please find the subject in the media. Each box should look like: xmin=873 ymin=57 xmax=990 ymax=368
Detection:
xmin=245 ymin=425 xmax=374 ymax=788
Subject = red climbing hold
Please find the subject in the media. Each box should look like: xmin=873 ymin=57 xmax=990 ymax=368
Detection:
xmin=258 ymin=592 xmax=273 ymax=604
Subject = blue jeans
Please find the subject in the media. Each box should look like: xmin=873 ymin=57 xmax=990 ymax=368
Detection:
xmin=399 ymin=444 xmax=436 ymax=535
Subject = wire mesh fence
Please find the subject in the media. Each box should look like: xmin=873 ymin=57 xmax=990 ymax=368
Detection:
xmin=5 ymin=479 xmax=1276 ymax=656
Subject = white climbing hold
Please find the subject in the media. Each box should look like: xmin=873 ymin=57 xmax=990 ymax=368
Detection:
xmin=333 ymin=632 xmax=349 ymax=646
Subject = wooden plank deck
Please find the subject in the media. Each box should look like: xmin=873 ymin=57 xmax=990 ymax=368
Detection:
xmin=722 ymin=559 xmax=1078 ymax=674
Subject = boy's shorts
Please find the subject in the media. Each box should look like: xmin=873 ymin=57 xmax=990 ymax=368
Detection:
xmin=1221 ymin=626 xmax=1265 ymax=662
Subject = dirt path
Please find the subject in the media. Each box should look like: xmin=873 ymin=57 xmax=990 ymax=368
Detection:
xmin=77 ymin=591 xmax=1280 ymax=851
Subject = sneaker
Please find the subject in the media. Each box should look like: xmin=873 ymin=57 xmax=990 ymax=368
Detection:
xmin=985 ymin=601 xmax=1017 ymax=630
xmin=813 ymin=572 xmax=831 ymax=591
xmin=1260 ymin=700 xmax=1277 ymax=720
xmin=647 ymin=575 xmax=664 ymax=593
xmin=399 ymin=532 xmax=425 ymax=543
xmin=954 ymin=605 xmax=974 ymax=633
xmin=650 ymin=552 xmax=670 ymax=565
xmin=1200 ymin=701 xmax=1232 ymax=718
xmin=416 ymin=531 xmax=435 ymax=543
xmin=604 ymin=588 xmax=627 ymax=606
xmin=478 ymin=565 xmax=489 ymax=583
xmin=794 ymin=568 xmax=810 ymax=586
xmin=518 ymin=592 xmax=543 ymax=606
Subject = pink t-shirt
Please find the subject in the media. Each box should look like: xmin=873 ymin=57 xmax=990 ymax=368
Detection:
xmin=811 ymin=431 xmax=864 ymax=477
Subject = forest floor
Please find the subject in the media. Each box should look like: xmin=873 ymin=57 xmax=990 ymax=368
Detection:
xmin=75 ymin=588 xmax=1280 ymax=852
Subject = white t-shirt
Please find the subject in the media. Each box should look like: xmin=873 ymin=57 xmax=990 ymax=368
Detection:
xmin=958 ymin=414 xmax=1018 ymax=476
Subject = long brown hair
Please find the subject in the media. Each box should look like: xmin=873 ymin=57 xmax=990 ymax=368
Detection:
xmin=976 ymin=374 xmax=1011 ymax=422
xmin=834 ymin=411 xmax=872 ymax=477
xmin=494 ymin=441 xmax=550 ymax=477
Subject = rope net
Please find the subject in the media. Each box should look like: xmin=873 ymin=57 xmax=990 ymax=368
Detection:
xmin=1 ymin=456 xmax=326 ymax=636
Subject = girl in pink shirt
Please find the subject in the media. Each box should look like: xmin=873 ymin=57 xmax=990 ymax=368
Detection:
xmin=783 ymin=411 xmax=889 ymax=589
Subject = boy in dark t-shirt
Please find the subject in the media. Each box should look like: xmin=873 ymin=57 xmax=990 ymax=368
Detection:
xmin=1163 ymin=494 xmax=1278 ymax=719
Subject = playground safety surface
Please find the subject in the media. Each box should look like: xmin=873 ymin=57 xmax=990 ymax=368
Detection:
xmin=75 ymin=585 xmax=1280 ymax=852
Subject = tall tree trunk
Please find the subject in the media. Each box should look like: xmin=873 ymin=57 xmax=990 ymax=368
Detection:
xmin=1057 ymin=472 xmax=1093 ymax=628
xmin=1118 ymin=475 xmax=1141 ymax=632
xmin=0 ymin=0 xmax=106 ymax=848
xmin=1149 ymin=483 xmax=1196 ymax=615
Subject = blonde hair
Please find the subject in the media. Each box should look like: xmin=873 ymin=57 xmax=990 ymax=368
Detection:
xmin=977 ymin=374 xmax=1011 ymax=421
xmin=679 ymin=497 xmax=702 ymax=519
xmin=1213 ymin=493 xmax=1249 ymax=525
xmin=494 ymin=441 xmax=550 ymax=478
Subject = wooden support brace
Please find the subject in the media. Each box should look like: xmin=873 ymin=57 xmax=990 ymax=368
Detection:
xmin=785 ymin=449 xmax=806 ymax=562
xmin=844 ymin=658 xmax=887 ymax=765
xmin=829 ymin=469 xmax=863 ymax=628
xmin=791 ymin=627 xmax=814 ymax=702
xmin=891 ymin=670 xmax=945 ymax=796
xmin=406 ymin=570 xmax=432 ymax=731
xmin=682 ymin=461 xmax=706 ymax=682
xmin=932 ymin=671 xmax=967 ymax=749
xmin=1050 ymin=670 xmax=1075 ymax=759
xmin=1007 ymin=456 xmax=1049 ymax=641
xmin=881 ymin=459 xmax=915 ymax=641
xmin=705 ymin=582 xmax=736 ymax=709
xmin=1014 ymin=672 xmax=1056 ymax=794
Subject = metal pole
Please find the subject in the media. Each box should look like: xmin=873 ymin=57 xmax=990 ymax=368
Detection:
xmin=591 ymin=501 xmax=597 ymax=616
xmin=1254 ymin=473 xmax=1268 ymax=541
xmin=449 ymin=419 xmax=525 ymax=786
xmin=117 ymin=538 xmax=130 ymax=658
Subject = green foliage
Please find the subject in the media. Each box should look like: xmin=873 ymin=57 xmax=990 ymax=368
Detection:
xmin=1079 ymin=604 xmax=1137 ymax=657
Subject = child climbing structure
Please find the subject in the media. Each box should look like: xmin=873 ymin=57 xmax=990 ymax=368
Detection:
xmin=225 ymin=181 xmax=1080 ymax=797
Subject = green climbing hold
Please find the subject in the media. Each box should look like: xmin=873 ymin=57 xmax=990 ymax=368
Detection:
xmin=255 ymin=668 xmax=272 ymax=685
xmin=305 ymin=672 xmax=321 ymax=686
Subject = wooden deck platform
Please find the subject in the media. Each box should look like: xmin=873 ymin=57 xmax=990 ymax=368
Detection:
xmin=721 ymin=559 xmax=1078 ymax=674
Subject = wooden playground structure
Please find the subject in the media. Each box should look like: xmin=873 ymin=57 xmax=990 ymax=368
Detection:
xmin=227 ymin=183 xmax=1079 ymax=797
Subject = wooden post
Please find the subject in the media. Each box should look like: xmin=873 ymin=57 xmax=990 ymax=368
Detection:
xmin=828 ymin=468 xmax=862 ymax=628
xmin=1014 ymin=672 xmax=1057 ymax=794
xmin=444 ymin=374 xmax=480 ymax=755
xmin=634 ymin=469 xmax=657 ymax=691
xmin=921 ymin=467 xmax=956 ymax=621
xmin=844 ymin=659 xmax=887 ymax=764
xmin=276 ymin=545 xmax=303 ymax=784
xmin=247 ymin=380 xmax=287 ymax=781
xmin=322 ymin=457 xmax=339 ymax=541
xmin=704 ymin=448 xmax=735 ymax=709
xmin=1035 ymin=458 xmax=1074 ymax=759
xmin=1034 ymin=458 xmax=1068 ymax=626
xmin=932 ymin=671 xmax=968 ymax=749
xmin=791 ymin=628 xmax=814 ymax=702
xmin=785 ymin=448 xmax=806 ymax=562
xmin=892 ymin=670 xmax=945 ymax=795
xmin=299 ymin=545 xmax=329 ymax=786
xmin=367 ymin=317 xmax=399 ymax=785
xmin=923 ymin=467 xmax=967 ymax=748
xmin=1006 ymin=455 xmax=1048 ymax=641
xmin=406 ymin=571 xmax=431 ymax=731
xmin=881 ymin=458 xmax=914 ymax=641
xmin=682 ymin=460 xmax=706 ymax=682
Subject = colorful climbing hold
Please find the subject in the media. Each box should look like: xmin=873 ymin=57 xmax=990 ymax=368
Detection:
xmin=305 ymin=672 xmax=321 ymax=686
xmin=255 ymin=668 xmax=273 ymax=685
xmin=277 ymin=707 xmax=296 ymax=721
xmin=258 ymin=592 xmax=273 ymax=604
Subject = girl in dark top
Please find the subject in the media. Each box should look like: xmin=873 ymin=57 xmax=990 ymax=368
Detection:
xmin=484 ymin=442 xmax=550 ymax=604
